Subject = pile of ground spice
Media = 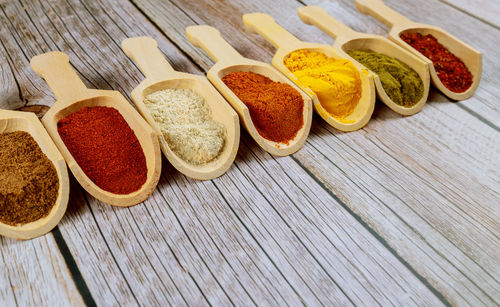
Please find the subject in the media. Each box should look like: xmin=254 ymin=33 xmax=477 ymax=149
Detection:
xmin=0 ymin=131 xmax=59 ymax=226
xmin=400 ymin=32 xmax=473 ymax=93
xmin=57 ymin=106 xmax=147 ymax=194
xmin=283 ymin=49 xmax=362 ymax=121
xmin=222 ymin=71 xmax=304 ymax=144
xmin=347 ymin=49 xmax=424 ymax=107
xmin=144 ymin=88 xmax=226 ymax=165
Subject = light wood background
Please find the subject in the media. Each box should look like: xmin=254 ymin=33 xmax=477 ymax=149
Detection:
xmin=0 ymin=0 xmax=498 ymax=306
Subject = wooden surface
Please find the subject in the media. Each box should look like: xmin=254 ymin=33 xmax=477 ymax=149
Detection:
xmin=0 ymin=0 xmax=498 ymax=306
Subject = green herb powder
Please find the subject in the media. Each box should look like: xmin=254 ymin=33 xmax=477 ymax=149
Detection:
xmin=347 ymin=49 xmax=424 ymax=107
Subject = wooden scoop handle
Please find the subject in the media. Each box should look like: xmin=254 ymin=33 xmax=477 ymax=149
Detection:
xmin=354 ymin=0 xmax=410 ymax=28
xmin=243 ymin=13 xmax=301 ymax=50
xmin=186 ymin=25 xmax=243 ymax=63
xmin=122 ymin=36 xmax=174 ymax=79
xmin=30 ymin=51 xmax=88 ymax=101
xmin=298 ymin=6 xmax=357 ymax=40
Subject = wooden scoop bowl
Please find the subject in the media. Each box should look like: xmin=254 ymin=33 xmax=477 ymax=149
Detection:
xmin=243 ymin=13 xmax=375 ymax=132
xmin=122 ymin=36 xmax=239 ymax=180
xmin=0 ymin=109 xmax=69 ymax=239
xmin=298 ymin=6 xmax=430 ymax=116
xmin=355 ymin=0 xmax=482 ymax=100
xmin=186 ymin=25 xmax=312 ymax=155
xmin=30 ymin=51 xmax=161 ymax=207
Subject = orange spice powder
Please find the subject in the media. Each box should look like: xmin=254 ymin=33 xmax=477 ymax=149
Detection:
xmin=222 ymin=71 xmax=304 ymax=144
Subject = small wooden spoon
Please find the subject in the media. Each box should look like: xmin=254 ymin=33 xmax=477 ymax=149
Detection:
xmin=0 ymin=109 xmax=69 ymax=239
xmin=298 ymin=6 xmax=430 ymax=116
xmin=186 ymin=25 xmax=312 ymax=155
xmin=30 ymin=51 xmax=161 ymax=207
xmin=122 ymin=36 xmax=240 ymax=180
xmin=355 ymin=0 xmax=482 ymax=100
xmin=243 ymin=13 xmax=375 ymax=132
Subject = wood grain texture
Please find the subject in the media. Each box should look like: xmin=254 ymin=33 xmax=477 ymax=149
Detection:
xmin=45 ymin=0 xmax=442 ymax=304
xmin=1 ymin=0 xmax=449 ymax=305
xmin=133 ymin=0 xmax=500 ymax=305
xmin=0 ymin=37 xmax=23 ymax=109
xmin=0 ymin=0 xmax=498 ymax=305
xmin=0 ymin=235 xmax=83 ymax=305
xmin=439 ymin=0 xmax=500 ymax=28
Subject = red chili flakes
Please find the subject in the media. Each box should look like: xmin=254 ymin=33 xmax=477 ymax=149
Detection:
xmin=400 ymin=32 xmax=473 ymax=93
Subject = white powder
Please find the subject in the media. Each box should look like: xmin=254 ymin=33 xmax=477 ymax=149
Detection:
xmin=144 ymin=88 xmax=226 ymax=165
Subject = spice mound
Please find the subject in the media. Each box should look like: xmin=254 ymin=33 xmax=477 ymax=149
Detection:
xmin=347 ymin=49 xmax=424 ymax=107
xmin=144 ymin=89 xmax=226 ymax=165
xmin=57 ymin=106 xmax=147 ymax=194
xmin=0 ymin=131 xmax=59 ymax=226
xmin=222 ymin=71 xmax=304 ymax=144
xmin=400 ymin=33 xmax=473 ymax=93
xmin=284 ymin=49 xmax=362 ymax=121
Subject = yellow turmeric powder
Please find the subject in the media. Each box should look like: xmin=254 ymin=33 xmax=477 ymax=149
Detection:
xmin=284 ymin=49 xmax=362 ymax=120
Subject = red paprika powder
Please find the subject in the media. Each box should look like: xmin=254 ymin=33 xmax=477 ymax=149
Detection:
xmin=222 ymin=71 xmax=304 ymax=144
xmin=400 ymin=32 xmax=473 ymax=93
xmin=57 ymin=106 xmax=147 ymax=194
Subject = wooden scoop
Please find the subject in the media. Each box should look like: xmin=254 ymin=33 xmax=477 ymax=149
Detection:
xmin=243 ymin=13 xmax=375 ymax=132
xmin=355 ymin=0 xmax=482 ymax=100
xmin=0 ymin=109 xmax=69 ymax=239
xmin=298 ymin=6 xmax=430 ymax=116
xmin=121 ymin=37 xmax=239 ymax=180
xmin=186 ymin=25 xmax=312 ymax=155
xmin=30 ymin=51 xmax=161 ymax=207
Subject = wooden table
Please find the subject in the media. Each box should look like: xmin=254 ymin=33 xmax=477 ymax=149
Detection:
xmin=0 ymin=0 xmax=498 ymax=305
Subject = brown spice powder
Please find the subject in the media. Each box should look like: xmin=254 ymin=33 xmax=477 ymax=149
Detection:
xmin=0 ymin=131 xmax=59 ymax=226
xmin=222 ymin=71 xmax=304 ymax=144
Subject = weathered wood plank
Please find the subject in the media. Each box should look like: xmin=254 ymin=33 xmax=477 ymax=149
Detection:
xmin=132 ymin=0 xmax=500 ymax=305
xmin=0 ymin=3 xmax=88 ymax=304
xmin=295 ymin=109 xmax=500 ymax=305
xmin=0 ymin=1 xmax=55 ymax=108
xmin=2 ymin=0 xmax=212 ymax=304
xmin=0 ymin=36 xmax=23 ymax=109
xmin=63 ymin=140 xmax=444 ymax=305
xmin=0 ymin=235 xmax=84 ymax=305
xmin=439 ymin=0 xmax=500 ymax=28
xmin=64 ymin=0 xmax=444 ymax=304
xmin=1 ymin=0 xmax=451 ymax=305
xmin=225 ymin=138 xmax=442 ymax=305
